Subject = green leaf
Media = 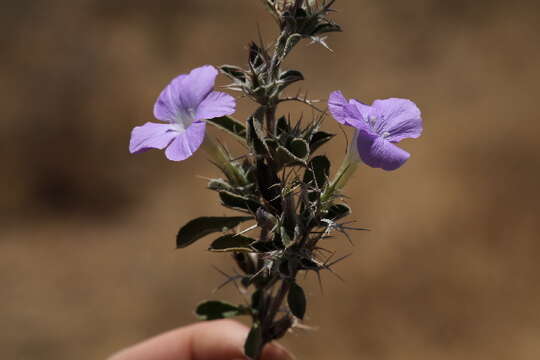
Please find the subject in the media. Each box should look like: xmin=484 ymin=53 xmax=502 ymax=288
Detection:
xmin=207 ymin=178 xmax=233 ymax=192
xmin=219 ymin=65 xmax=247 ymax=83
xmin=289 ymin=138 xmax=309 ymax=160
xmin=276 ymin=116 xmax=290 ymax=137
xmin=195 ymin=300 xmax=247 ymax=320
xmin=244 ymin=323 xmax=263 ymax=360
xmin=304 ymin=155 xmax=330 ymax=190
xmin=219 ymin=191 xmax=260 ymax=213
xmin=251 ymin=290 xmax=264 ymax=312
xmin=309 ymin=131 xmax=334 ymax=153
xmin=313 ymin=22 xmax=342 ymax=36
xmin=247 ymin=114 xmax=268 ymax=155
xmin=249 ymin=41 xmax=266 ymax=69
xmin=176 ymin=216 xmax=252 ymax=248
xmin=280 ymin=226 xmax=294 ymax=248
xmin=280 ymin=69 xmax=304 ymax=83
xmin=275 ymin=146 xmax=305 ymax=166
xmin=206 ymin=116 xmax=247 ymax=142
xmin=278 ymin=69 xmax=304 ymax=91
xmin=255 ymin=158 xmax=282 ymax=212
xmin=209 ymin=234 xmax=256 ymax=252
xmin=326 ymin=203 xmax=351 ymax=221
xmin=288 ymin=282 xmax=307 ymax=320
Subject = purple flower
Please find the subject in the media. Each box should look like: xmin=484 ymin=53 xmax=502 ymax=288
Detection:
xmin=129 ymin=65 xmax=236 ymax=161
xmin=328 ymin=91 xmax=423 ymax=171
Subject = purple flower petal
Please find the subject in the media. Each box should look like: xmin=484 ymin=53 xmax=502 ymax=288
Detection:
xmin=153 ymin=74 xmax=188 ymax=122
xmin=196 ymin=91 xmax=236 ymax=120
xmin=355 ymin=129 xmax=410 ymax=171
xmin=328 ymin=91 xmax=350 ymax=125
xmin=133 ymin=65 xmax=237 ymax=162
xmin=328 ymin=91 xmax=371 ymax=130
xmin=164 ymin=121 xmax=206 ymax=161
xmin=328 ymin=91 xmax=422 ymax=171
xmin=129 ymin=122 xmax=178 ymax=154
xmin=153 ymin=65 xmax=220 ymax=124
xmin=178 ymin=65 xmax=219 ymax=110
xmin=371 ymin=98 xmax=423 ymax=143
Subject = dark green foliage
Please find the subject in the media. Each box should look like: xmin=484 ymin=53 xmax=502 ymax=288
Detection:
xmin=304 ymin=155 xmax=331 ymax=190
xmin=208 ymin=178 xmax=234 ymax=192
xmin=206 ymin=116 xmax=247 ymax=141
xmin=220 ymin=65 xmax=247 ymax=83
xmin=276 ymin=116 xmax=290 ymax=136
xmin=247 ymin=114 xmax=269 ymax=155
xmin=255 ymin=158 xmax=282 ymax=212
xmin=287 ymin=282 xmax=307 ymax=319
xmin=278 ymin=69 xmax=304 ymax=91
xmin=251 ymin=290 xmax=263 ymax=310
xmin=209 ymin=234 xmax=256 ymax=252
xmin=176 ymin=216 xmax=252 ymax=248
xmin=289 ymin=138 xmax=309 ymax=160
xmin=195 ymin=300 xmax=247 ymax=320
xmin=268 ymin=315 xmax=294 ymax=340
xmin=313 ymin=22 xmax=342 ymax=36
xmin=245 ymin=324 xmax=264 ymax=360
xmin=249 ymin=41 xmax=267 ymax=70
xmin=219 ymin=191 xmax=261 ymax=213
xmin=325 ymin=203 xmax=351 ymax=221
xmin=309 ymin=131 xmax=334 ymax=153
xmin=279 ymin=0 xmax=341 ymax=39
xmin=275 ymin=145 xmax=306 ymax=166
xmin=180 ymin=3 xmax=358 ymax=360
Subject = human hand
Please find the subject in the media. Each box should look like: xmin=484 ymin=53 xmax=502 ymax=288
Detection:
xmin=108 ymin=319 xmax=294 ymax=360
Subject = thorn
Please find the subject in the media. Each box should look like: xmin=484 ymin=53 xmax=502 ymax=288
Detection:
xmin=235 ymin=224 xmax=258 ymax=236
xmin=308 ymin=36 xmax=334 ymax=53
xmin=326 ymin=253 xmax=352 ymax=268
xmin=316 ymin=270 xmax=324 ymax=294
xmin=211 ymin=265 xmax=244 ymax=293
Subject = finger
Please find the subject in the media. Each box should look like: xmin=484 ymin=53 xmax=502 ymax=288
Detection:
xmin=108 ymin=319 xmax=293 ymax=360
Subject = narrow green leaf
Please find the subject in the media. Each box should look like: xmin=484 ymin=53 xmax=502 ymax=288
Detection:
xmin=288 ymin=282 xmax=307 ymax=320
xmin=309 ymin=131 xmax=334 ymax=153
xmin=325 ymin=203 xmax=351 ymax=221
xmin=219 ymin=65 xmax=247 ymax=83
xmin=195 ymin=300 xmax=247 ymax=321
xmin=276 ymin=116 xmax=290 ymax=137
xmin=247 ymin=114 xmax=269 ymax=154
xmin=304 ymin=155 xmax=330 ymax=189
xmin=206 ymin=116 xmax=247 ymax=142
xmin=251 ymin=290 xmax=264 ymax=312
xmin=313 ymin=22 xmax=342 ymax=36
xmin=244 ymin=323 xmax=263 ymax=360
xmin=279 ymin=69 xmax=304 ymax=83
xmin=209 ymin=234 xmax=256 ymax=252
xmin=219 ymin=191 xmax=260 ymax=213
xmin=278 ymin=69 xmax=304 ymax=91
xmin=207 ymin=178 xmax=233 ymax=192
xmin=177 ymin=216 xmax=252 ymax=248
xmin=280 ymin=226 xmax=294 ymax=248
xmin=255 ymin=158 xmax=282 ymax=212
xmin=275 ymin=146 xmax=306 ymax=166
xmin=289 ymin=138 xmax=309 ymax=160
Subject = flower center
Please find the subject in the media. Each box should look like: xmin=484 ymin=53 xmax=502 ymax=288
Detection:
xmin=367 ymin=115 xmax=390 ymax=138
xmin=172 ymin=108 xmax=196 ymax=132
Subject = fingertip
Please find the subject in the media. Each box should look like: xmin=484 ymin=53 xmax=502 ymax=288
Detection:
xmin=107 ymin=320 xmax=294 ymax=360
xmin=261 ymin=341 xmax=295 ymax=360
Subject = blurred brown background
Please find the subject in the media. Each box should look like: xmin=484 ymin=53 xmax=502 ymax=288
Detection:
xmin=2 ymin=0 xmax=540 ymax=359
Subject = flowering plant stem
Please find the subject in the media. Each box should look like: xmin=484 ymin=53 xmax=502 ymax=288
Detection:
xmin=132 ymin=1 xmax=425 ymax=359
